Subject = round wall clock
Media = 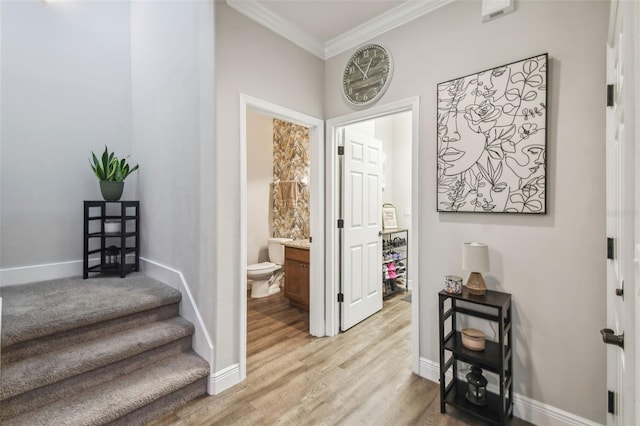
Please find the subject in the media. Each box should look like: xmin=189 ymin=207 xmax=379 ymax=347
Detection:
xmin=342 ymin=43 xmax=393 ymax=106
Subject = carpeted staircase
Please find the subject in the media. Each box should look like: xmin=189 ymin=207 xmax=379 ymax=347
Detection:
xmin=0 ymin=274 xmax=210 ymax=425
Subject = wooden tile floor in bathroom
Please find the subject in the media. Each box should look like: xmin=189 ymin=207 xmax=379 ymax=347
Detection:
xmin=149 ymin=289 xmax=532 ymax=425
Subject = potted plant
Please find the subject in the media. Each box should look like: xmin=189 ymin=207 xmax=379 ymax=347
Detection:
xmin=90 ymin=146 xmax=139 ymax=201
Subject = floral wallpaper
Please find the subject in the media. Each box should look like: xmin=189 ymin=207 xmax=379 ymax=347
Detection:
xmin=436 ymin=54 xmax=547 ymax=213
xmin=272 ymin=119 xmax=310 ymax=240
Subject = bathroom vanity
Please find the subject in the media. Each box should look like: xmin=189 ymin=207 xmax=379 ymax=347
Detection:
xmin=283 ymin=240 xmax=310 ymax=311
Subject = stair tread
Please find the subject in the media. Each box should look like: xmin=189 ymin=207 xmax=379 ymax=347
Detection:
xmin=0 ymin=274 xmax=182 ymax=347
xmin=1 ymin=317 xmax=195 ymax=400
xmin=9 ymin=351 xmax=209 ymax=426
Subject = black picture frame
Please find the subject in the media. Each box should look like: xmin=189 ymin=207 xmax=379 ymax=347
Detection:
xmin=436 ymin=53 xmax=548 ymax=214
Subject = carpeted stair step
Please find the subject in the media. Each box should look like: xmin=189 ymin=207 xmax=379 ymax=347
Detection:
xmin=0 ymin=274 xmax=210 ymax=424
xmin=1 ymin=317 xmax=195 ymax=418
xmin=1 ymin=334 xmax=194 ymax=420
xmin=6 ymin=351 xmax=210 ymax=426
xmin=0 ymin=274 xmax=182 ymax=348
xmin=3 ymin=303 xmax=179 ymax=364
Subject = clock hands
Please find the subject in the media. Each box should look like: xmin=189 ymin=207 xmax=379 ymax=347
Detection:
xmin=364 ymin=58 xmax=373 ymax=79
xmin=353 ymin=61 xmax=368 ymax=79
xmin=355 ymin=58 xmax=375 ymax=79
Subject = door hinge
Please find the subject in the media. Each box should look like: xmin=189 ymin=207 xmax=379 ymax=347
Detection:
xmin=309 ymin=236 xmax=312 ymax=243
xmin=337 ymin=219 xmax=344 ymax=228
xmin=616 ymin=281 xmax=624 ymax=298
xmin=608 ymin=390 xmax=615 ymax=414
xmin=338 ymin=146 xmax=344 ymax=156
xmin=607 ymin=84 xmax=614 ymax=107
xmin=607 ymin=237 xmax=614 ymax=260
xmin=337 ymin=293 xmax=344 ymax=303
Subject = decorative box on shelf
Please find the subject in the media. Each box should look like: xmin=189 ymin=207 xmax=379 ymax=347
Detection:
xmin=83 ymin=200 xmax=139 ymax=279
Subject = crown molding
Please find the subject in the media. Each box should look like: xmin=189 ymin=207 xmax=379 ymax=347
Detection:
xmin=226 ymin=0 xmax=325 ymax=59
xmin=226 ymin=0 xmax=454 ymax=60
xmin=324 ymin=0 xmax=454 ymax=58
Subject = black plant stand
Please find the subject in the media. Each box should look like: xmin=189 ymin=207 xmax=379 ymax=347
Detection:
xmin=83 ymin=201 xmax=139 ymax=278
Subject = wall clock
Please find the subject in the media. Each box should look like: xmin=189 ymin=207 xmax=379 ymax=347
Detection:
xmin=342 ymin=43 xmax=393 ymax=106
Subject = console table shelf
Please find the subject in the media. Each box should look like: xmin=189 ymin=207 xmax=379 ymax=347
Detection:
xmin=83 ymin=200 xmax=140 ymax=278
xmin=438 ymin=288 xmax=513 ymax=425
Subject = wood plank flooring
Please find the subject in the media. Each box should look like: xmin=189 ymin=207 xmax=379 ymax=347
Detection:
xmin=149 ymin=291 xmax=531 ymax=425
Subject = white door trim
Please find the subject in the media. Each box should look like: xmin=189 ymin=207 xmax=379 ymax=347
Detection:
xmin=239 ymin=94 xmax=325 ymax=382
xmin=635 ymin=3 xmax=640 ymax=424
xmin=325 ymin=96 xmax=420 ymax=373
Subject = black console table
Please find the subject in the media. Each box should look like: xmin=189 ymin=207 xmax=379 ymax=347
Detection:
xmin=438 ymin=288 xmax=513 ymax=425
xmin=83 ymin=201 xmax=139 ymax=278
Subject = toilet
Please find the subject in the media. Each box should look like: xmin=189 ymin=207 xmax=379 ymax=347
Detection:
xmin=247 ymin=237 xmax=292 ymax=298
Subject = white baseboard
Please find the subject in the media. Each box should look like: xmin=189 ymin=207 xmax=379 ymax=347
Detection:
xmin=139 ymin=257 xmax=217 ymax=394
xmin=0 ymin=260 xmax=83 ymax=287
xmin=209 ymin=363 xmax=241 ymax=395
xmin=418 ymin=357 xmax=601 ymax=426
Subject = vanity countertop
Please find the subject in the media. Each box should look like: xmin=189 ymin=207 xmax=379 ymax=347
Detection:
xmin=283 ymin=239 xmax=311 ymax=250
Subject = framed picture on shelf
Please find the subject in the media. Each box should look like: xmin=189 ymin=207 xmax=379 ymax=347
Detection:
xmin=382 ymin=204 xmax=398 ymax=229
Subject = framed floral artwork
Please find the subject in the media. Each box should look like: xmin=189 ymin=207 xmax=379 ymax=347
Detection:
xmin=437 ymin=53 xmax=548 ymax=213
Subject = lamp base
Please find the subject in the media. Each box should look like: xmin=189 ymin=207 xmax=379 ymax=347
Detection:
xmin=465 ymin=272 xmax=487 ymax=295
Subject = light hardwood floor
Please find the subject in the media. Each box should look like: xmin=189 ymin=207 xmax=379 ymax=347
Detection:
xmin=149 ymin=290 xmax=530 ymax=425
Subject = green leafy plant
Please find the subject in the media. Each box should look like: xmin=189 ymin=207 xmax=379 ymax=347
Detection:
xmin=90 ymin=146 xmax=139 ymax=182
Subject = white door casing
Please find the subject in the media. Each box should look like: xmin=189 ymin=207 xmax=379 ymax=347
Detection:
xmin=340 ymin=129 xmax=384 ymax=330
xmin=605 ymin=1 xmax=636 ymax=424
xmin=635 ymin=3 xmax=640 ymax=424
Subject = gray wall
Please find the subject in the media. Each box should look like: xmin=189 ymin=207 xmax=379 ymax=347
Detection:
xmin=390 ymin=112 xmax=412 ymax=231
xmin=130 ymin=0 xmax=216 ymax=333
xmin=215 ymin=1 xmax=324 ymax=369
xmin=324 ymin=1 xmax=608 ymax=422
xmin=0 ymin=0 xmax=216 ymax=359
xmin=0 ymin=1 xmax=133 ymax=268
xmin=246 ymin=110 xmax=273 ymax=265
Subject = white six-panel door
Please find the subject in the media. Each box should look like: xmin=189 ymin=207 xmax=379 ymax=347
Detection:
xmin=341 ymin=129 xmax=383 ymax=330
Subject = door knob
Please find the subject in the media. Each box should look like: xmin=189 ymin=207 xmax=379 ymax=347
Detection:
xmin=379 ymin=230 xmax=383 ymax=237
xmin=600 ymin=328 xmax=624 ymax=349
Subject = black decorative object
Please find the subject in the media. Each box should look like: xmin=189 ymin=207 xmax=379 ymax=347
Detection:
xmin=437 ymin=53 xmax=548 ymax=213
xmin=466 ymin=366 xmax=488 ymax=406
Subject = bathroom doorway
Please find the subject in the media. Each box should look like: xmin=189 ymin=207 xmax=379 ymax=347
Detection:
xmin=239 ymin=94 xmax=325 ymax=382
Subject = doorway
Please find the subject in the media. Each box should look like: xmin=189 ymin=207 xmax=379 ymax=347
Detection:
xmin=239 ymin=94 xmax=325 ymax=382
xmin=338 ymin=111 xmax=413 ymax=330
xmin=326 ymin=97 xmax=420 ymax=374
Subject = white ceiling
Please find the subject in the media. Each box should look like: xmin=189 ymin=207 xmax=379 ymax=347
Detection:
xmin=259 ymin=0 xmax=407 ymax=43
xmin=225 ymin=0 xmax=454 ymax=59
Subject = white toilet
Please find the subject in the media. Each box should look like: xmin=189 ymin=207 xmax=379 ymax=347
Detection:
xmin=247 ymin=237 xmax=292 ymax=298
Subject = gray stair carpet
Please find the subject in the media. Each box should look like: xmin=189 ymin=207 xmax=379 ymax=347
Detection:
xmin=0 ymin=274 xmax=210 ymax=425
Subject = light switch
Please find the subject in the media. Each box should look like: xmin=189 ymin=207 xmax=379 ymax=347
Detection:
xmin=404 ymin=207 xmax=411 ymax=216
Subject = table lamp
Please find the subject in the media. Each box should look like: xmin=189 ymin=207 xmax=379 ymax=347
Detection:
xmin=462 ymin=242 xmax=489 ymax=295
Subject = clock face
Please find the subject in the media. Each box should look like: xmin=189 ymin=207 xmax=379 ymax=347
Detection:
xmin=343 ymin=44 xmax=393 ymax=106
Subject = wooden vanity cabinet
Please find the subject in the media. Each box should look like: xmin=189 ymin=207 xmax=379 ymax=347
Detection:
xmin=284 ymin=247 xmax=309 ymax=311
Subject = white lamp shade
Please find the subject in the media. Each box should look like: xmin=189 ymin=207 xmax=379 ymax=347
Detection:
xmin=462 ymin=242 xmax=489 ymax=272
